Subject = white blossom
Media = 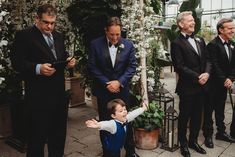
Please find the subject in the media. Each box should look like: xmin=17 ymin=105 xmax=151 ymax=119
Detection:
xmin=0 ymin=77 xmax=5 ymax=85
xmin=0 ymin=40 xmax=8 ymax=47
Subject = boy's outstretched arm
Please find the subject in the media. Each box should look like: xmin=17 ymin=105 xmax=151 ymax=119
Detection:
xmin=85 ymin=119 xmax=101 ymax=129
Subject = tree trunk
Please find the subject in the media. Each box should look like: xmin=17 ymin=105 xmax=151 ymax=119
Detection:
xmin=139 ymin=0 xmax=148 ymax=103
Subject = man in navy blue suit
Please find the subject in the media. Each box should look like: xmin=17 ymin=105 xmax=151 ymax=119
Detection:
xmin=88 ymin=17 xmax=138 ymax=157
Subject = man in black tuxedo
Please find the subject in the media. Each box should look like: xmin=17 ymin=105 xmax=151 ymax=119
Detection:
xmin=11 ymin=4 xmax=75 ymax=157
xmin=203 ymin=18 xmax=235 ymax=148
xmin=88 ymin=17 xmax=138 ymax=157
xmin=171 ymin=11 xmax=211 ymax=157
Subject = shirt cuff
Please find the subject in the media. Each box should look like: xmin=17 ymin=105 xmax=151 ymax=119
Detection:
xmin=36 ymin=64 xmax=41 ymax=75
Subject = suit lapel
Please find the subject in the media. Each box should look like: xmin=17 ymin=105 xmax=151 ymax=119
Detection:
xmin=52 ymin=32 xmax=60 ymax=60
xmin=195 ymin=39 xmax=201 ymax=57
xmin=102 ymin=37 xmax=113 ymax=69
xmin=179 ymin=34 xmax=199 ymax=56
xmin=114 ymin=40 xmax=123 ymax=68
xmin=216 ymin=37 xmax=230 ymax=62
xmin=32 ymin=26 xmax=57 ymax=61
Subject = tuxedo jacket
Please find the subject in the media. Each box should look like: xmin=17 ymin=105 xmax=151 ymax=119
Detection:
xmin=11 ymin=25 xmax=68 ymax=108
xmin=207 ymin=36 xmax=235 ymax=86
xmin=88 ymin=36 xmax=137 ymax=100
xmin=170 ymin=33 xmax=211 ymax=95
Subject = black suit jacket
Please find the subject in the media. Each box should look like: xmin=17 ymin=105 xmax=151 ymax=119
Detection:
xmin=11 ymin=25 xmax=68 ymax=108
xmin=208 ymin=36 xmax=235 ymax=86
xmin=170 ymin=34 xmax=211 ymax=95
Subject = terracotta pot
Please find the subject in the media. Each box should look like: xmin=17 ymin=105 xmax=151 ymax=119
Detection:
xmin=65 ymin=77 xmax=86 ymax=107
xmin=134 ymin=128 xmax=159 ymax=150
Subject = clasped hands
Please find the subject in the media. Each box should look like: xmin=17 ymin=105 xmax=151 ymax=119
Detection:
xmin=40 ymin=57 xmax=76 ymax=76
xmin=198 ymin=72 xmax=209 ymax=85
xmin=106 ymin=80 xmax=121 ymax=93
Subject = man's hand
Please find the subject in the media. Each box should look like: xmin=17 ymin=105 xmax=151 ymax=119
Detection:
xmin=224 ymin=78 xmax=233 ymax=89
xmin=198 ymin=72 xmax=209 ymax=85
xmin=67 ymin=57 xmax=76 ymax=68
xmin=106 ymin=80 xmax=121 ymax=93
xmin=40 ymin=63 xmax=56 ymax=76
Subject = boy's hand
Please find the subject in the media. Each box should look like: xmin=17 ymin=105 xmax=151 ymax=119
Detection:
xmin=85 ymin=119 xmax=101 ymax=129
xmin=142 ymin=100 xmax=149 ymax=111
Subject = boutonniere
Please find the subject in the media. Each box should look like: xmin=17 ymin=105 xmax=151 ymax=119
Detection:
xmin=195 ymin=37 xmax=201 ymax=42
xmin=117 ymin=43 xmax=125 ymax=54
xmin=231 ymin=45 xmax=234 ymax=49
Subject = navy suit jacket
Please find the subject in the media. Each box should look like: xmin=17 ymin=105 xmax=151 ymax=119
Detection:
xmin=171 ymin=33 xmax=211 ymax=95
xmin=88 ymin=36 xmax=136 ymax=100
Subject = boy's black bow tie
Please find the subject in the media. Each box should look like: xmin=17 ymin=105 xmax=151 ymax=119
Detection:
xmin=185 ymin=33 xmax=194 ymax=39
xmin=122 ymin=121 xmax=128 ymax=126
xmin=108 ymin=42 xmax=119 ymax=48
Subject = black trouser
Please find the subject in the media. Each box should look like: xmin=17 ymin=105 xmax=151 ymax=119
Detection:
xmin=203 ymin=84 xmax=227 ymax=137
xmin=26 ymin=102 xmax=68 ymax=157
xmin=103 ymin=148 xmax=120 ymax=157
xmin=97 ymin=95 xmax=136 ymax=155
xmin=178 ymin=92 xmax=204 ymax=144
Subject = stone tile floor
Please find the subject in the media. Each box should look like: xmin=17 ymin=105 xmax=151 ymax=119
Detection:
xmin=1 ymin=67 xmax=235 ymax=157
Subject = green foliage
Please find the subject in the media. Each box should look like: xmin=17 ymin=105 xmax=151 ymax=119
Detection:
xmin=198 ymin=21 xmax=216 ymax=43
xmin=150 ymin=0 xmax=161 ymax=15
xmin=179 ymin=0 xmax=200 ymax=13
xmin=132 ymin=101 xmax=164 ymax=131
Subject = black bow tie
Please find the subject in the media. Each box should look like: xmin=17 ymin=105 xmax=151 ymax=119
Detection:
xmin=108 ymin=42 xmax=119 ymax=48
xmin=185 ymin=33 xmax=194 ymax=39
xmin=223 ymin=41 xmax=231 ymax=46
xmin=122 ymin=121 xmax=128 ymax=127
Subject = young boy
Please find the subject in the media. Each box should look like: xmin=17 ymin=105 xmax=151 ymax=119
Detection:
xmin=85 ymin=99 xmax=148 ymax=157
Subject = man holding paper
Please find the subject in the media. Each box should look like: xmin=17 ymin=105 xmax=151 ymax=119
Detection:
xmin=11 ymin=4 xmax=75 ymax=157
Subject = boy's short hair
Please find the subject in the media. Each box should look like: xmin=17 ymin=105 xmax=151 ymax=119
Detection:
xmin=107 ymin=99 xmax=126 ymax=116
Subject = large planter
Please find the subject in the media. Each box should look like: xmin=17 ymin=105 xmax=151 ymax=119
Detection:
xmin=134 ymin=128 xmax=159 ymax=150
xmin=65 ymin=77 xmax=86 ymax=107
xmin=0 ymin=104 xmax=12 ymax=138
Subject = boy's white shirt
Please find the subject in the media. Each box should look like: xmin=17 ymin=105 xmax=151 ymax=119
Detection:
xmin=99 ymin=107 xmax=145 ymax=134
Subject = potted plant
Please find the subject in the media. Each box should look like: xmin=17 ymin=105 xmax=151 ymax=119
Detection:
xmin=132 ymin=100 xmax=164 ymax=150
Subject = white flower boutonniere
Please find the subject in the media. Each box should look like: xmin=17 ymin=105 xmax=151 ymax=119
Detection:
xmin=195 ymin=37 xmax=201 ymax=42
xmin=117 ymin=43 xmax=125 ymax=54
xmin=231 ymin=45 xmax=234 ymax=50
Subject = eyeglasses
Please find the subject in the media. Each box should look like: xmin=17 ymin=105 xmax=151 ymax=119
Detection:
xmin=41 ymin=19 xmax=55 ymax=26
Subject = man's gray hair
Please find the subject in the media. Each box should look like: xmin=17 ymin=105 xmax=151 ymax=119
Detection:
xmin=176 ymin=11 xmax=193 ymax=27
xmin=216 ymin=18 xmax=233 ymax=34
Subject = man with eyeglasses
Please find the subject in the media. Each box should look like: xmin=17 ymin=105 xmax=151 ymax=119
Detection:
xmin=11 ymin=4 xmax=75 ymax=157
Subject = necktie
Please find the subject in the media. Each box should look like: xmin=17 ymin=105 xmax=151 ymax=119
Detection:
xmin=108 ymin=42 xmax=119 ymax=48
xmin=185 ymin=33 xmax=194 ymax=39
xmin=46 ymin=34 xmax=57 ymax=59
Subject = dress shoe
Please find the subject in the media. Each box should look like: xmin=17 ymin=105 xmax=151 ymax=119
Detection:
xmin=188 ymin=142 xmax=206 ymax=154
xmin=216 ymin=132 xmax=235 ymax=143
xmin=125 ymin=152 xmax=140 ymax=157
xmin=180 ymin=145 xmax=191 ymax=157
xmin=204 ymin=137 xmax=214 ymax=148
